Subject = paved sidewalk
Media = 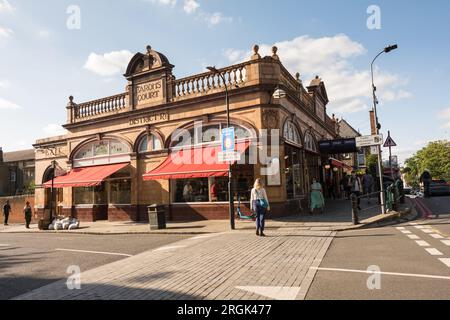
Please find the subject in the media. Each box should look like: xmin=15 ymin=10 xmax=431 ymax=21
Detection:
xmin=0 ymin=199 xmax=411 ymax=235
xmin=14 ymin=228 xmax=335 ymax=300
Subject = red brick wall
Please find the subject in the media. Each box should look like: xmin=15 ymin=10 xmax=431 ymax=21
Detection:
xmin=0 ymin=195 xmax=36 ymax=224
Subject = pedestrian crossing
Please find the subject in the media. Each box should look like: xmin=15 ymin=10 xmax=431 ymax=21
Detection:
xmin=396 ymin=223 xmax=450 ymax=269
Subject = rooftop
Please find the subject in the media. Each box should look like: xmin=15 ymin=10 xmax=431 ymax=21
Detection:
xmin=3 ymin=149 xmax=35 ymax=163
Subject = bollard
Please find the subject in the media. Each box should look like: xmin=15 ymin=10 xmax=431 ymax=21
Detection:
xmin=351 ymin=193 xmax=359 ymax=225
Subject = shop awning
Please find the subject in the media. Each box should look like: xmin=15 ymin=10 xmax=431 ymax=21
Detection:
xmin=143 ymin=142 xmax=250 ymax=181
xmin=43 ymin=163 xmax=129 ymax=188
xmin=330 ymin=158 xmax=353 ymax=171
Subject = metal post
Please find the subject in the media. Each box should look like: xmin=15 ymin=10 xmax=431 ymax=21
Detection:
xmin=371 ymin=52 xmax=386 ymax=215
xmin=50 ymin=160 xmax=56 ymax=221
xmin=208 ymin=66 xmax=235 ymax=230
xmin=351 ymin=193 xmax=359 ymax=225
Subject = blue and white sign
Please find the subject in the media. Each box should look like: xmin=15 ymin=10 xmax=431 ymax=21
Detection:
xmin=221 ymin=127 xmax=235 ymax=152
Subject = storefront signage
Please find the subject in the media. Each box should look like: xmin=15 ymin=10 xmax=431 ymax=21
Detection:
xmin=135 ymin=79 xmax=164 ymax=106
xmin=129 ymin=112 xmax=169 ymax=126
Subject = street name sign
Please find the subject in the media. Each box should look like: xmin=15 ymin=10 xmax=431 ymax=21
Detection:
xmin=218 ymin=151 xmax=241 ymax=162
xmin=355 ymin=135 xmax=383 ymax=148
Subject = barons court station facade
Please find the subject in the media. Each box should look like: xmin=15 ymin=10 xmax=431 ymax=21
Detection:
xmin=34 ymin=45 xmax=344 ymax=222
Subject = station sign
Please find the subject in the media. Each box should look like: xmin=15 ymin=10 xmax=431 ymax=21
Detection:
xmin=355 ymin=135 xmax=383 ymax=148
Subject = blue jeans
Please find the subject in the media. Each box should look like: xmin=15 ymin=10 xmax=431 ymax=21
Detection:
xmin=253 ymin=200 xmax=266 ymax=232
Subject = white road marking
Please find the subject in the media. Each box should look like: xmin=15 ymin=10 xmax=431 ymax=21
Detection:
xmin=153 ymin=245 xmax=186 ymax=252
xmin=430 ymin=234 xmax=444 ymax=239
xmin=421 ymin=229 xmax=435 ymax=234
xmin=425 ymin=248 xmax=443 ymax=256
xmin=236 ymin=286 xmax=301 ymax=300
xmin=407 ymin=235 xmax=420 ymax=240
xmin=439 ymin=258 xmax=450 ymax=268
xmin=55 ymin=248 xmax=132 ymax=257
xmin=409 ymin=222 xmax=419 ymax=226
xmin=414 ymin=226 xmax=429 ymax=230
xmin=441 ymin=240 xmax=450 ymax=246
xmin=311 ymin=267 xmax=450 ymax=280
xmin=0 ymin=244 xmax=10 ymax=247
xmin=396 ymin=227 xmax=406 ymax=230
xmin=401 ymin=230 xmax=412 ymax=234
xmin=415 ymin=240 xmax=431 ymax=247
xmin=188 ymin=234 xmax=220 ymax=240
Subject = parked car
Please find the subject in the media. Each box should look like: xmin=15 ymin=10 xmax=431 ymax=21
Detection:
xmin=429 ymin=180 xmax=450 ymax=196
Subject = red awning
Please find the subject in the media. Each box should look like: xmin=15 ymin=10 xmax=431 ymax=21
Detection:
xmin=330 ymin=158 xmax=353 ymax=171
xmin=43 ymin=163 xmax=129 ymax=188
xmin=143 ymin=142 xmax=250 ymax=181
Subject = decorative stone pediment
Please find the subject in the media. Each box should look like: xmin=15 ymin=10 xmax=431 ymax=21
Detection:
xmin=124 ymin=46 xmax=175 ymax=110
xmin=124 ymin=45 xmax=174 ymax=78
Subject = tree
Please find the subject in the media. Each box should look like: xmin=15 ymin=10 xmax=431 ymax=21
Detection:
xmin=405 ymin=140 xmax=450 ymax=183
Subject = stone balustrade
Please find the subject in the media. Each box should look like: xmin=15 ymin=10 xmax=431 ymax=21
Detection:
xmin=173 ymin=61 xmax=250 ymax=99
xmin=73 ymin=93 xmax=128 ymax=121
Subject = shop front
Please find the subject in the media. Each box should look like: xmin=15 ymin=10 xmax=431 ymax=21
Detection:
xmin=33 ymin=44 xmax=340 ymax=222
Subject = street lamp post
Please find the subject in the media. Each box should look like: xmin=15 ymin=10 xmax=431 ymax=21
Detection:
xmin=207 ymin=66 xmax=235 ymax=230
xmin=50 ymin=160 xmax=56 ymax=221
xmin=371 ymin=44 xmax=398 ymax=214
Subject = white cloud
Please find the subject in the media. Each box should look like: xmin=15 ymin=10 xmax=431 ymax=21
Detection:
xmin=0 ymin=80 xmax=10 ymax=89
xmin=36 ymin=29 xmax=52 ymax=39
xmin=0 ymin=0 xmax=14 ymax=13
xmin=183 ymin=0 xmax=199 ymax=14
xmin=0 ymin=26 xmax=13 ymax=39
xmin=0 ymin=97 xmax=21 ymax=110
xmin=441 ymin=122 xmax=450 ymax=130
xmin=84 ymin=50 xmax=134 ymax=77
xmin=438 ymin=107 xmax=450 ymax=119
xmin=43 ymin=124 xmax=67 ymax=136
xmin=200 ymin=12 xmax=233 ymax=26
xmin=225 ymin=34 xmax=410 ymax=115
xmin=146 ymin=0 xmax=177 ymax=7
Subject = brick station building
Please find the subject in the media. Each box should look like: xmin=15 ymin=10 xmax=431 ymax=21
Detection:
xmin=33 ymin=44 xmax=344 ymax=222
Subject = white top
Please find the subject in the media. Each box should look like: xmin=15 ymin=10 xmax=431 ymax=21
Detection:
xmin=250 ymin=187 xmax=270 ymax=211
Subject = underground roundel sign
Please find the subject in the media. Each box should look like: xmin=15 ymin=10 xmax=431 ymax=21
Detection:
xmin=221 ymin=127 xmax=236 ymax=152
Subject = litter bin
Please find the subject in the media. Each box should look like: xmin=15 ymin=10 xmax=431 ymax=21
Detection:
xmin=148 ymin=204 xmax=166 ymax=230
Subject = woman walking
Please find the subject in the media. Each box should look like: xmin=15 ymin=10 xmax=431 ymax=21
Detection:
xmin=310 ymin=178 xmax=325 ymax=214
xmin=250 ymin=178 xmax=270 ymax=237
xmin=24 ymin=201 xmax=32 ymax=229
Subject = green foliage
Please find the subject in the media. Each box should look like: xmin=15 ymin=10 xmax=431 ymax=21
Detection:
xmin=24 ymin=181 xmax=36 ymax=194
xmin=405 ymin=140 xmax=450 ymax=184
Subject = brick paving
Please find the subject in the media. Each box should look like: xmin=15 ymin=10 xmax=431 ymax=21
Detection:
xmin=14 ymin=228 xmax=335 ymax=300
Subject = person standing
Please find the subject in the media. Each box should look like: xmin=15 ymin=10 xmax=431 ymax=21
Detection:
xmin=362 ymin=170 xmax=374 ymax=204
xmin=183 ymin=181 xmax=193 ymax=202
xmin=420 ymin=170 xmax=432 ymax=198
xmin=250 ymin=178 xmax=270 ymax=237
xmin=326 ymin=176 xmax=336 ymax=200
xmin=350 ymin=172 xmax=363 ymax=210
xmin=2 ymin=200 xmax=11 ymax=226
xmin=24 ymin=201 xmax=32 ymax=229
xmin=310 ymin=178 xmax=325 ymax=214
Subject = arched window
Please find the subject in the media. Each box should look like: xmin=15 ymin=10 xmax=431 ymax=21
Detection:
xmin=171 ymin=123 xmax=252 ymax=149
xmin=73 ymin=139 xmax=131 ymax=167
xmin=304 ymin=132 xmax=318 ymax=152
xmin=283 ymin=120 xmax=302 ymax=146
xmin=138 ymin=134 xmax=163 ymax=153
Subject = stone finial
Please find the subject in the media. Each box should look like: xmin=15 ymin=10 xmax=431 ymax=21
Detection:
xmin=251 ymin=44 xmax=261 ymax=60
xmin=146 ymin=45 xmax=152 ymax=54
xmin=272 ymin=46 xmax=279 ymax=60
xmin=69 ymin=96 xmax=74 ymax=103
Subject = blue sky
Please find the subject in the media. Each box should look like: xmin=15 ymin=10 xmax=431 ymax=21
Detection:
xmin=0 ymin=0 xmax=449 ymax=164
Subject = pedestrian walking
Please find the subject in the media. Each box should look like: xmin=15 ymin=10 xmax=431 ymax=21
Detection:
xmin=2 ymin=200 xmax=11 ymax=226
xmin=350 ymin=171 xmax=363 ymax=210
xmin=326 ymin=176 xmax=336 ymax=200
xmin=310 ymin=178 xmax=325 ymax=214
xmin=250 ymin=178 xmax=270 ymax=237
xmin=24 ymin=201 xmax=32 ymax=229
xmin=362 ymin=170 xmax=374 ymax=204
xmin=420 ymin=170 xmax=432 ymax=198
